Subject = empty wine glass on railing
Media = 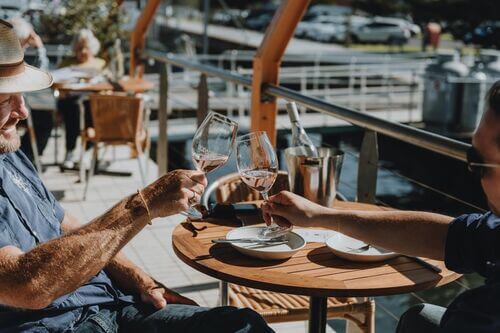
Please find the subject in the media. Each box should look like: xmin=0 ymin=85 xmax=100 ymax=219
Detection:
xmin=236 ymin=131 xmax=291 ymax=240
xmin=186 ymin=111 xmax=238 ymax=218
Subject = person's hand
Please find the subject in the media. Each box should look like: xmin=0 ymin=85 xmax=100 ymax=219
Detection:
xmin=140 ymin=283 xmax=198 ymax=309
xmin=143 ymin=170 xmax=207 ymax=219
xmin=27 ymin=32 xmax=43 ymax=49
xmin=261 ymin=191 xmax=330 ymax=228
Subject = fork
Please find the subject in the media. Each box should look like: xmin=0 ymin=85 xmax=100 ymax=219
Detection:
xmin=212 ymin=238 xmax=287 ymax=245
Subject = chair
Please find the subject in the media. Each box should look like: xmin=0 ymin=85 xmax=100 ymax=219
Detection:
xmin=81 ymin=94 xmax=150 ymax=200
xmin=203 ymin=172 xmax=375 ymax=333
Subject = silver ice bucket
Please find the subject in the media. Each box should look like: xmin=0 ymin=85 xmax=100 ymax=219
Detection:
xmin=285 ymin=147 xmax=344 ymax=207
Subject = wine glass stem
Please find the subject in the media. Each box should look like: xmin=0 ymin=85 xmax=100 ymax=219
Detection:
xmin=261 ymin=191 xmax=277 ymax=228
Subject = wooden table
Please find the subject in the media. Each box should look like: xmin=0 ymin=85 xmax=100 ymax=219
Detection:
xmin=50 ymin=77 xmax=154 ymax=177
xmin=172 ymin=201 xmax=461 ymax=333
xmin=52 ymin=77 xmax=154 ymax=94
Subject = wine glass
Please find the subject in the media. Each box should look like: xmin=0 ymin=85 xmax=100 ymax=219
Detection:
xmin=236 ymin=131 xmax=291 ymax=240
xmin=186 ymin=112 xmax=238 ymax=218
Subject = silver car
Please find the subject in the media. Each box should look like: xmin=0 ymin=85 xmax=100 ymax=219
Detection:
xmin=351 ymin=18 xmax=415 ymax=44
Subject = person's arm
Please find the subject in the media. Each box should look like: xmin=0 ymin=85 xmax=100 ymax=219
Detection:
xmin=61 ymin=214 xmax=197 ymax=308
xmin=261 ymin=191 xmax=453 ymax=260
xmin=0 ymin=170 xmax=205 ymax=310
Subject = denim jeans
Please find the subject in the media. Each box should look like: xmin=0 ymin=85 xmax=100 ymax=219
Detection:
xmin=73 ymin=303 xmax=274 ymax=333
xmin=396 ymin=303 xmax=446 ymax=333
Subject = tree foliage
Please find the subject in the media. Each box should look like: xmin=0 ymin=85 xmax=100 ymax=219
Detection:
xmin=39 ymin=0 xmax=125 ymax=55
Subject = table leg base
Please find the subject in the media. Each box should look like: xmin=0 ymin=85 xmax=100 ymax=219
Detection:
xmin=309 ymin=296 xmax=327 ymax=333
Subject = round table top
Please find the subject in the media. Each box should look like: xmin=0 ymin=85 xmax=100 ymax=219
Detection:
xmin=172 ymin=201 xmax=461 ymax=298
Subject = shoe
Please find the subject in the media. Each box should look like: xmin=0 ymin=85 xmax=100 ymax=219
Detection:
xmin=63 ymin=151 xmax=76 ymax=169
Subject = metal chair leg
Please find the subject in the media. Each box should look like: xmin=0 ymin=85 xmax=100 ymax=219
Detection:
xmin=219 ymin=281 xmax=229 ymax=306
xmin=79 ymin=137 xmax=87 ymax=184
xmin=137 ymin=155 xmax=146 ymax=187
xmin=26 ymin=111 xmax=42 ymax=173
xmin=83 ymin=146 xmax=98 ymax=200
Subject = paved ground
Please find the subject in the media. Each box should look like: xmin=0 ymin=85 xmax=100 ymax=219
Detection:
xmin=39 ymin=136 xmax=336 ymax=333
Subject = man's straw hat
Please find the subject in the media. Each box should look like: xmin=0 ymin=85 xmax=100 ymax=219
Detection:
xmin=0 ymin=19 xmax=52 ymax=94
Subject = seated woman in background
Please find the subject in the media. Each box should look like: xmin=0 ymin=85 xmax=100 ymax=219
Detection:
xmin=58 ymin=29 xmax=106 ymax=169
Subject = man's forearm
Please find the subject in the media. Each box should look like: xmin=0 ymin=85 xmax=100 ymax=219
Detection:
xmin=63 ymin=213 xmax=156 ymax=296
xmin=0 ymin=193 xmax=149 ymax=308
xmin=317 ymin=209 xmax=453 ymax=260
xmin=105 ymin=251 xmax=156 ymax=294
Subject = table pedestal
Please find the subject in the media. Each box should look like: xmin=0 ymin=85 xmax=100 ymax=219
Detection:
xmin=309 ymin=296 xmax=327 ymax=333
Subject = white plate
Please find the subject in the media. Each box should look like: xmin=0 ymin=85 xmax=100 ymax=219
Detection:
xmin=325 ymin=232 xmax=398 ymax=262
xmin=225 ymin=226 xmax=306 ymax=261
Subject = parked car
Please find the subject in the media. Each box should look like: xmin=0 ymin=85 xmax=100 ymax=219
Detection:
xmin=245 ymin=5 xmax=277 ymax=31
xmin=211 ymin=9 xmax=247 ymax=27
xmin=296 ymin=14 xmax=368 ymax=42
xmin=300 ymin=16 xmax=346 ymax=42
xmin=464 ymin=21 xmax=500 ymax=48
xmin=351 ymin=18 xmax=413 ymax=44
xmin=245 ymin=12 xmax=273 ymax=31
xmin=306 ymin=4 xmax=352 ymax=18
xmin=367 ymin=16 xmax=421 ymax=37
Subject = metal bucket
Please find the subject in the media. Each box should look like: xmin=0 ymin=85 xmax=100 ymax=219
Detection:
xmin=284 ymin=147 xmax=344 ymax=207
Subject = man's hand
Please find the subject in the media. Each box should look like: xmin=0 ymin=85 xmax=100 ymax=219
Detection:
xmin=261 ymin=191 xmax=330 ymax=228
xmin=140 ymin=283 xmax=198 ymax=309
xmin=143 ymin=170 xmax=207 ymax=219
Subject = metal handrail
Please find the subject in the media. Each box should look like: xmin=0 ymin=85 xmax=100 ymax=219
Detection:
xmin=147 ymin=51 xmax=252 ymax=87
xmin=145 ymin=50 xmax=470 ymax=162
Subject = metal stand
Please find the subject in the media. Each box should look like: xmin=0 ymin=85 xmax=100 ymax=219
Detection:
xmin=219 ymin=281 xmax=229 ymax=306
xmin=308 ymin=296 xmax=327 ymax=333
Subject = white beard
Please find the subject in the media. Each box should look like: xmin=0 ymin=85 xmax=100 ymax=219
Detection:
xmin=0 ymin=132 xmax=20 ymax=154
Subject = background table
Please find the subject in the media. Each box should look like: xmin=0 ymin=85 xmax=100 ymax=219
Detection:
xmin=52 ymin=77 xmax=154 ymax=94
xmin=172 ymin=201 xmax=461 ymax=333
xmin=51 ymin=77 xmax=153 ymax=177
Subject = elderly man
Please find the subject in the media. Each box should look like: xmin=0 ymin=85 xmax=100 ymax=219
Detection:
xmin=263 ymin=81 xmax=500 ymax=333
xmin=9 ymin=17 xmax=52 ymax=165
xmin=0 ymin=20 xmax=273 ymax=333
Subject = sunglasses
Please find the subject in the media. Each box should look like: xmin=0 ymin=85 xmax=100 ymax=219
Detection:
xmin=466 ymin=146 xmax=500 ymax=178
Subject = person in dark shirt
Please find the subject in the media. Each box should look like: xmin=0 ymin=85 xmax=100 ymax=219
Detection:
xmin=0 ymin=20 xmax=273 ymax=333
xmin=262 ymin=80 xmax=500 ymax=333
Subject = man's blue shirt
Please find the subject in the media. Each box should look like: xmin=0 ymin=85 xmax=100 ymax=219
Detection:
xmin=442 ymin=212 xmax=500 ymax=332
xmin=0 ymin=151 xmax=134 ymax=332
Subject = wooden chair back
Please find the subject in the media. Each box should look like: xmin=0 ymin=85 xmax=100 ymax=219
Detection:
xmin=89 ymin=94 xmax=144 ymax=144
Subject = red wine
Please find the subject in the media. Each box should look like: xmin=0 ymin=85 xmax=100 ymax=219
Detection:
xmin=240 ymin=169 xmax=278 ymax=192
xmin=193 ymin=154 xmax=229 ymax=173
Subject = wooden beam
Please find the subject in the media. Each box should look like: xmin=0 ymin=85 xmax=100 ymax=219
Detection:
xmin=129 ymin=0 xmax=161 ymax=78
xmin=250 ymin=0 xmax=310 ymax=146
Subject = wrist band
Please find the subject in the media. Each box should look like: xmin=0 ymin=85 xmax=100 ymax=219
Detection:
xmin=137 ymin=189 xmax=152 ymax=225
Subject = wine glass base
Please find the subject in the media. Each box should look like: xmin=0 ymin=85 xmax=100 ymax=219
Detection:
xmin=257 ymin=226 xmax=291 ymax=240
xmin=180 ymin=206 xmax=203 ymax=220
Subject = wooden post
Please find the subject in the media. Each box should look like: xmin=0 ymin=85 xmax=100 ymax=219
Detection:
xmin=129 ymin=0 xmax=161 ymax=78
xmin=250 ymin=0 xmax=310 ymax=146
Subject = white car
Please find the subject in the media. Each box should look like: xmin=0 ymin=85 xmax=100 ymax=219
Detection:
xmin=296 ymin=15 xmax=368 ymax=42
xmin=300 ymin=16 xmax=346 ymax=42
xmin=351 ymin=18 xmax=413 ymax=44
xmin=375 ymin=17 xmax=421 ymax=36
